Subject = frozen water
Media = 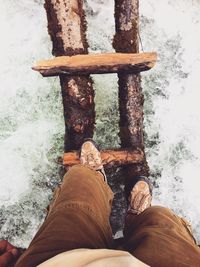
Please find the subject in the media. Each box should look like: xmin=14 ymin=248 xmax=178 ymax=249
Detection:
xmin=0 ymin=0 xmax=200 ymax=247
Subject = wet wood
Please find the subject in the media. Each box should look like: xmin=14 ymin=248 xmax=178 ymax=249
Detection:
xmin=33 ymin=52 xmax=157 ymax=76
xmin=44 ymin=0 xmax=95 ymax=151
xmin=113 ymin=0 xmax=150 ymax=195
xmin=63 ymin=149 xmax=144 ymax=167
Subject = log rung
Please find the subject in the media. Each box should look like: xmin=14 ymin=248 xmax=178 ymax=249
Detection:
xmin=32 ymin=52 xmax=157 ymax=77
xmin=63 ymin=149 xmax=144 ymax=167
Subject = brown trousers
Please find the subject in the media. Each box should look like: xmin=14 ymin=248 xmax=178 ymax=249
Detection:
xmin=15 ymin=165 xmax=200 ymax=267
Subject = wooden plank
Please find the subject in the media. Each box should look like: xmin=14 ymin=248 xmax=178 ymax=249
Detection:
xmin=63 ymin=149 xmax=144 ymax=167
xmin=32 ymin=52 xmax=157 ymax=77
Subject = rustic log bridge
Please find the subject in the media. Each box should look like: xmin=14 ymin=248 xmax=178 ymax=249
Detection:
xmin=63 ymin=149 xmax=144 ymax=167
xmin=41 ymin=0 xmax=153 ymax=183
xmin=33 ymin=52 xmax=157 ymax=77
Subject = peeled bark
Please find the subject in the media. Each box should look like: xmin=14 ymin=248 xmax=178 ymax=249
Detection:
xmin=63 ymin=149 xmax=144 ymax=167
xmin=44 ymin=0 xmax=95 ymax=151
xmin=113 ymin=0 xmax=149 ymax=195
xmin=33 ymin=52 xmax=157 ymax=76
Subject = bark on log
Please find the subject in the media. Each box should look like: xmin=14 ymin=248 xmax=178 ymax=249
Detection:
xmin=33 ymin=52 xmax=157 ymax=76
xmin=63 ymin=149 xmax=144 ymax=167
xmin=113 ymin=0 xmax=149 ymax=194
xmin=44 ymin=0 xmax=95 ymax=151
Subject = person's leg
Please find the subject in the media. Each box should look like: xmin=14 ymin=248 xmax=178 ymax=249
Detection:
xmin=15 ymin=141 xmax=114 ymax=267
xmin=122 ymin=180 xmax=200 ymax=267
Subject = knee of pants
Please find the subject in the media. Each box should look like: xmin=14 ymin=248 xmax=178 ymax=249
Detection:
xmin=62 ymin=165 xmax=102 ymax=187
xmin=52 ymin=165 xmax=113 ymax=215
xmin=125 ymin=206 xmax=177 ymax=230
xmin=138 ymin=206 xmax=179 ymax=227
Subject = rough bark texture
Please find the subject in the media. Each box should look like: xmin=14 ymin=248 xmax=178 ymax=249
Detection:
xmin=113 ymin=0 xmax=149 ymax=197
xmin=113 ymin=0 xmax=139 ymax=53
xmin=44 ymin=0 xmax=95 ymax=151
xmin=33 ymin=52 xmax=157 ymax=76
xmin=63 ymin=149 xmax=144 ymax=167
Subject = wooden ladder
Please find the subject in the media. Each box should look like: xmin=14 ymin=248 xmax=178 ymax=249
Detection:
xmin=33 ymin=0 xmax=157 ymax=184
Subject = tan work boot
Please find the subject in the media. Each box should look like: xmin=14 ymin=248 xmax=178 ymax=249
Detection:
xmin=128 ymin=177 xmax=152 ymax=215
xmin=80 ymin=139 xmax=107 ymax=182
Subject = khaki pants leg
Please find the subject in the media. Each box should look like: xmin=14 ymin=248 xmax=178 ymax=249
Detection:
xmin=122 ymin=206 xmax=200 ymax=267
xmin=15 ymin=165 xmax=114 ymax=267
